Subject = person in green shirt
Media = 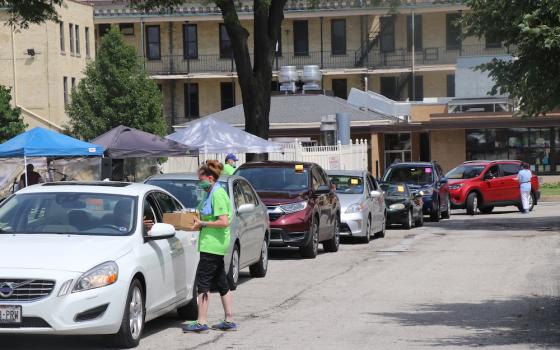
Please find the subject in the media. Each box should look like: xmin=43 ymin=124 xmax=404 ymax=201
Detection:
xmin=184 ymin=160 xmax=236 ymax=333
xmin=223 ymin=153 xmax=238 ymax=175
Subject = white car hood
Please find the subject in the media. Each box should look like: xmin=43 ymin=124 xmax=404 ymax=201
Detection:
xmin=0 ymin=234 xmax=134 ymax=273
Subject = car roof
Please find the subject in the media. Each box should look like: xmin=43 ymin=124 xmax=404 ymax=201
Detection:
xmin=146 ymin=172 xmax=239 ymax=182
xmin=17 ymin=181 xmax=161 ymax=196
xmin=388 ymin=162 xmax=434 ymax=168
xmin=462 ymin=160 xmax=523 ymax=166
xmin=238 ymin=161 xmax=317 ymax=168
xmin=326 ymin=170 xmax=368 ymax=176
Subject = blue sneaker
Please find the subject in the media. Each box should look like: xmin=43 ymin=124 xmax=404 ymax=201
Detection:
xmin=211 ymin=320 xmax=237 ymax=331
xmin=183 ymin=321 xmax=209 ymax=333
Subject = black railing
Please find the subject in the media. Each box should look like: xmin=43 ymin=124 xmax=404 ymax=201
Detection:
xmin=141 ymin=44 xmax=515 ymax=75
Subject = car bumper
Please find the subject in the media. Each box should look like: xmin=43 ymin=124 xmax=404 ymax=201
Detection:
xmin=386 ymin=208 xmax=408 ymax=225
xmin=0 ymin=269 xmax=128 ymax=335
xmin=339 ymin=212 xmax=366 ymax=237
xmin=268 ymin=209 xmax=312 ymax=247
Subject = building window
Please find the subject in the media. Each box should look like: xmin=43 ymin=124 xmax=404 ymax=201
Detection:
xmin=157 ymin=84 xmax=162 ymax=92
xmin=293 ymin=20 xmax=309 ymax=56
xmin=71 ymin=77 xmax=76 ymax=91
xmin=380 ymin=76 xmax=398 ymax=100
xmin=146 ymin=25 xmax=161 ymax=60
xmin=380 ymin=16 xmax=395 ymax=53
xmin=184 ymin=83 xmax=199 ymax=119
xmin=98 ymin=23 xmax=111 ymax=37
xmin=446 ymin=13 xmax=461 ymax=50
xmin=85 ymin=27 xmax=91 ymax=57
xmin=219 ymin=24 xmax=232 ymax=59
xmin=485 ymin=33 xmax=502 ymax=48
xmin=331 ymin=19 xmax=346 ymax=55
xmin=407 ymin=76 xmax=423 ymax=101
xmin=63 ymin=77 xmax=68 ymax=106
xmin=183 ymin=24 xmax=198 ymax=59
xmin=407 ymin=14 xmax=422 ymax=51
xmin=119 ymin=23 xmax=134 ymax=36
xmin=332 ymin=79 xmax=347 ymax=99
xmin=69 ymin=23 xmax=74 ymax=54
xmin=447 ymin=74 xmax=455 ymax=97
xmin=59 ymin=22 xmax=65 ymax=52
xmin=384 ymin=133 xmax=412 ymax=170
xmin=220 ymin=82 xmax=235 ymax=110
xmin=75 ymin=25 xmax=80 ymax=55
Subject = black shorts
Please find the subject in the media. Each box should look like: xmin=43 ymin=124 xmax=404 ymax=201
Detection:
xmin=196 ymin=252 xmax=230 ymax=296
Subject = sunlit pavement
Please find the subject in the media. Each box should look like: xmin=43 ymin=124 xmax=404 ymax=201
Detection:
xmin=3 ymin=202 xmax=560 ymax=349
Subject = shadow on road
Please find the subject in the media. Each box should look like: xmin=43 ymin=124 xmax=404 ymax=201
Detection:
xmin=367 ymin=295 xmax=560 ymax=347
xmin=425 ymin=213 xmax=560 ymax=233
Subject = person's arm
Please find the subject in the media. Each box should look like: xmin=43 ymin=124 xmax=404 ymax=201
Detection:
xmin=194 ymin=214 xmax=229 ymax=228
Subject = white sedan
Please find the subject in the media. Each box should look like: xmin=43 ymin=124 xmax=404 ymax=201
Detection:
xmin=0 ymin=182 xmax=199 ymax=348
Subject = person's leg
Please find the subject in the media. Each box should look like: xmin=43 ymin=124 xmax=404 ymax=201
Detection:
xmin=220 ymin=291 xmax=233 ymax=322
xmin=521 ymin=190 xmax=530 ymax=212
xmin=197 ymin=292 xmax=210 ymax=325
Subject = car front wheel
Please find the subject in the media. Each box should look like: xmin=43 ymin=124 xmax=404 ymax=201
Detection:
xmin=300 ymin=218 xmax=319 ymax=259
xmin=323 ymin=216 xmax=340 ymax=252
xmin=466 ymin=192 xmax=478 ymax=216
xmin=403 ymin=210 xmax=413 ymax=230
xmin=228 ymin=244 xmax=240 ymax=290
xmin=112 ymin=279 xmax=145 ymax=349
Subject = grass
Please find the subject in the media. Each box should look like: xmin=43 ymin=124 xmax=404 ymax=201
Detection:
xmin=540 ymin=183 xmax=560 ymax=196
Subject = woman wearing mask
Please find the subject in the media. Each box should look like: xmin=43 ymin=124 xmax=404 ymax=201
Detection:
xmin=184 ymin=160 xmax=236 ymax=333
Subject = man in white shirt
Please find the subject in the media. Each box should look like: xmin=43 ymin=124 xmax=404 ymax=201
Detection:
xmin=516 ymin=163 xmax=532 ymax=214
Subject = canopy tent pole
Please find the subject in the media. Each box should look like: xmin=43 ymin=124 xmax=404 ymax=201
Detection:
xmin=24 ymin=155 xmax=28 ymax=187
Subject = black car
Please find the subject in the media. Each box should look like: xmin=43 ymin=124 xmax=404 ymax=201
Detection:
xmin=382 ymin=161 xmax=450 ymax=222
xmin=381 ymin=183 xmax=423 ymax=229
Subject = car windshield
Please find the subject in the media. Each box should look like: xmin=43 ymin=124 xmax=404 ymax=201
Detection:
xmin=329 ymin=175 xmax=364 ymax=194
xmin=383 ymin=166 xmax=434 ymax=185
xmin=236 ymin=167 xmax=309 ymax=192
xmin=0 ymin=192 xmax=137 ymax=236
xmin=446 ymin=165 xmax=486 ymax=179
xmin=380 ymin=183 xmax=409 ymax=197
xmin=146 ymin=179 xmax=227 ymax=209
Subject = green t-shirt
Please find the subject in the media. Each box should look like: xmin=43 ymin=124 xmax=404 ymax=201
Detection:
xmin=199 ymin=186 xmax=232 ymax=256
xmin=223 ymin=163 xmax=236 ymax=175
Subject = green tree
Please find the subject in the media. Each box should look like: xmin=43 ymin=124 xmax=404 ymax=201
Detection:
xmin=0 ymin=0 xmax=63 ymax=28
xmin=461 ymin=0 xmax=560 ymax=116
xmin=66 ymin=26 xmax=166 ymax=140
xmin=0 ymin=85 xmax=27 ymax=143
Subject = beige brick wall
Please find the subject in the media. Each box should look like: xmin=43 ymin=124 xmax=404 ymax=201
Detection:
xmin=0 ymin=2 xmax=94 ymax=130
xmin=430 ymin=129 xmax=466 ymax=173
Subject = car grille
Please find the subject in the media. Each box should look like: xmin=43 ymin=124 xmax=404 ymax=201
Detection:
xmin=0 ymin=279 xmax=56 ymax=302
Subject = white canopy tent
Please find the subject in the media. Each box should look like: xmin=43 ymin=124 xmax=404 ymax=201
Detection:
xmin=167 ymin=117 xmax=282 ymax=154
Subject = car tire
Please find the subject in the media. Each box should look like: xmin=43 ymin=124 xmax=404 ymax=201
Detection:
xmin=249 ymin=236 xmax=269 ymax=278
xmin=375 ymin=212 xmax=386 ymax=238
xmin=227 ymin=244 xmax=240 ymax=290
xmin=323 ymin=216 xmax=340 ymax=252
xmin=403 ymin=210 xmax=413 ymax=230
xmin=300 ymin=218 xmax=319 ymax=259
xmin=359 ymin=216 xmax=371 ymax=244
xmin=112 ymin=279 xmax=145 ymax=349
xmin=441 ymin=195 xmax=451 ymax=219
xmin=430 ymin=199 xmax=441 ymax=222
xmin=415 ymin=211 xmax=424 ymax=227
xmin=177 ymin=285 xmax=198 ymax=321
xmin=480 ymin=206 xmax=494 ymax=214
xmin=466 ymin=192 xmax=478 ymax=216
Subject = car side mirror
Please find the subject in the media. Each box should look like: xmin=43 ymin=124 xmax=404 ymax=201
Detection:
xmin=315 ymin=185 xmax=331 ymax=195
xmin=370 ymin=190 xmax=382 ymax=199
xmin=148 ymin=223 xmax=176 ymax=240
xmin=237 ymin=203 xmax=256 ymax=214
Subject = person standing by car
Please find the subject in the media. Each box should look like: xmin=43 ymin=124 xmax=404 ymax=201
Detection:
xmin=18 ymin=164 xmax=42 ymax=189
xmin=223 ymin=154 xmax=238 ymax=175
xmin=184 ymin=160 xmax=236 ymax=333
xmin=516 ymin=163 xmax=533 ymax=214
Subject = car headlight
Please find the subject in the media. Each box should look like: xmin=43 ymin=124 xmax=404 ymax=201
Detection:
xmin=72 ymin=261 xmax=118 ymax=293
xmin=389 ymin=203 xmax=405 ymax=210
xmin=345 ymin=202 xmax=365 ymax=214
xmin=280 ymin=201 xmax=308 ymax=214
xmin=421 ymin=188 xmax=434 ymax=196
xmin=449 ymin=183 xmax=464 ymax=190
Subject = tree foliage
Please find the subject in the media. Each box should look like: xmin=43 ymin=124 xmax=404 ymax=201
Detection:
xmin=462 ymin=0 xmax=560 ymax=116
xmin=66 ymin=27 xmax=166 ymax=140
xmin=0 ymin=0 xmax=64 ymax=28
xmin=0 ymin=85 xmax=27 ymax=143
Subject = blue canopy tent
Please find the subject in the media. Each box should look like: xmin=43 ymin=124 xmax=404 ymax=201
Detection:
xmin=0 ymin=127 xmax=103 ymax=186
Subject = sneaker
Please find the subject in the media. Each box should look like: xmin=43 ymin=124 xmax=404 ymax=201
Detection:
xmin=211 ymin=320 xmax=237 ymax=331
xmin=183 ymin=321 xmax=209 ymax=333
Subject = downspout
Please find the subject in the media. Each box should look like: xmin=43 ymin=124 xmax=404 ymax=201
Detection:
xmin=411 ymin=9 xmax=416 ymax=102
xmin=140 ymin=17 xmax=145 ymax=68
xmin=169 ymin=22 xmax=175 ymax=128
xmin=10 ymin=25 xmax=17 ymax=106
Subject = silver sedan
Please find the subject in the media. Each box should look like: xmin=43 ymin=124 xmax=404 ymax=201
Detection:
xmin=145 ymin=173 xmax=270 ymax=288
xmin=327 ymin=170 xmax=386 ymax=243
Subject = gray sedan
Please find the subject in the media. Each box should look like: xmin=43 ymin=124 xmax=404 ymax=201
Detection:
xmin=327 ymin=170 xmax=386 ymax=243
xmin=145 ymin=173 xmax=270 ymax=288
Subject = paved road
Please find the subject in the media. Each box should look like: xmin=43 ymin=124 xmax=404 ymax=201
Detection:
xmin=3 ymin=203 xmax=560 ymax=349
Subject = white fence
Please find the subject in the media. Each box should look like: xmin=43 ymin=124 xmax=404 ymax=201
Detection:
xmin=162 ymin=139 xmax=369 ymax=173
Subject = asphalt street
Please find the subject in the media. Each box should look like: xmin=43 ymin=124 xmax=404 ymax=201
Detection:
xmin=3 ymin=203 xmax=560 ymax=350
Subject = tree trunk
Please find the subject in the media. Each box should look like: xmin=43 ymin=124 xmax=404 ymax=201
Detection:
xmin=216 ymin=0 xmax=286 ymax=162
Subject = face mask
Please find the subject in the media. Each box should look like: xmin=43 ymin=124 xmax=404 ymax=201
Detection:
xmin=198 ymin=180 xmax=212 ymax=191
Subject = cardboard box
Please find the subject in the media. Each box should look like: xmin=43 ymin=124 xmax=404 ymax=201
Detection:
xmin=163 ymin=211 xmax=200 ymax=231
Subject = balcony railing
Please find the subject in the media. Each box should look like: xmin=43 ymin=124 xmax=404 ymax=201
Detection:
xmin=141 ymin=44 xmax=514 ymax=75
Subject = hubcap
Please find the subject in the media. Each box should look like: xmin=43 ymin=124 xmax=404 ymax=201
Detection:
xmin=408 ymin=211 xmax=412 ymax=227
xmin=529 ymin=194 xmax=534 ymax=209
xmin=366 ymin=219 xmax=371 ymax=239
xmin=261 ymin=240 xmax=268 ymax=270
xmin=473 ymin=197 xmax=478 ymax=212
xmin=232 ymin=248 xmax=240 ymax=284
xmin=129 ymin=287 xmax=143 ymax=340
xmin=313 ymin=223 xmax=319 ymax=255
xmin=334 ymin=220 xmax=340 ymax=246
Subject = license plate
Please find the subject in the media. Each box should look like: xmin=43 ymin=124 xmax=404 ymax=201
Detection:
xmin=0 ymin=305 xmax=22 ymax=324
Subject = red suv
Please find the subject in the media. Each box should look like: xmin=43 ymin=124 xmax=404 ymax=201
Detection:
xmin=235 ymin=161 xmax=341 ymax=259
xmin=446 ymin=160 xmax=540 ymax=215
